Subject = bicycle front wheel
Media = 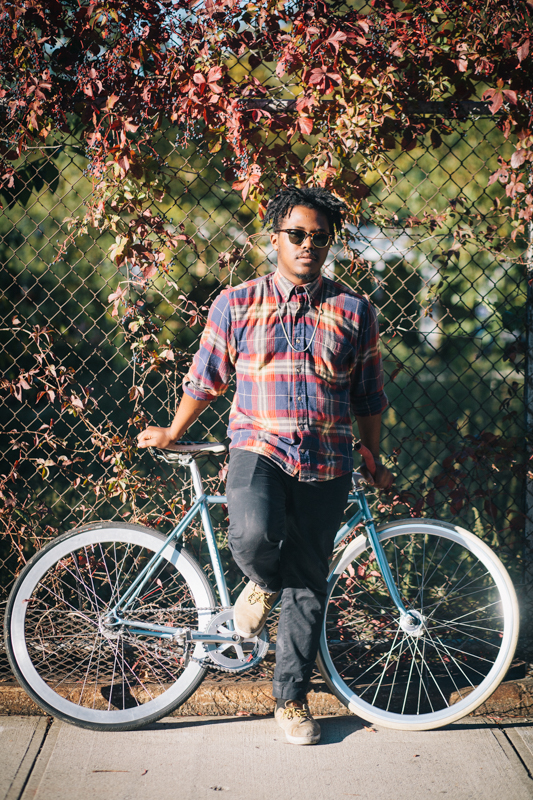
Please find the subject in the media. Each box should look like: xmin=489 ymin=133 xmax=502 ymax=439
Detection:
xmin=5 ymin=522 xmax=215 ymax=731
xmin=317 ymin=519 xmax=519 ymax=730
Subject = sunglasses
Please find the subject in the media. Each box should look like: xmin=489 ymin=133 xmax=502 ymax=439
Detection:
xmin=275 ymin=229 xmax=332 ymax=248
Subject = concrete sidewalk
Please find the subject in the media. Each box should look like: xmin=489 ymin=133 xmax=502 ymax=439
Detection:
xmin=2 ymin=714 xmax=533 ymax=800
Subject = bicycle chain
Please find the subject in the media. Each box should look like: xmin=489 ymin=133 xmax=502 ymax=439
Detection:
xmin=189 ymin=654 xmax=248 ymax=673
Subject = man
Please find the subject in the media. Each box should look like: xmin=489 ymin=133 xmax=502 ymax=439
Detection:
xmin=138 ymin=186 xmax=392 ymax=745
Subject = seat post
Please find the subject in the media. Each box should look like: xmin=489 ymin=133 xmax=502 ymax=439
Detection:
xmin=189 ymin=458 xmax=205 ymax=499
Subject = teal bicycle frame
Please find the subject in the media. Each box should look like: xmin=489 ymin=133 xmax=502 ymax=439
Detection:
xmin=108 ymin=456 xmax=411 ymax=645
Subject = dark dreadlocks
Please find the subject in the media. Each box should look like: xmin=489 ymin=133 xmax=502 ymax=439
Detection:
xmin=262 ymin=187 xmax=348 ymax=240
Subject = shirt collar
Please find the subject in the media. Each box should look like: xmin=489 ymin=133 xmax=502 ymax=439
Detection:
xmin=273 ymin=270 xmax=323 ymax=304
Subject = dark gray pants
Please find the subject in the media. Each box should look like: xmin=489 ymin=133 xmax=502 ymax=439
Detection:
xmin=226 ymin=449 xmax=351 ymax=702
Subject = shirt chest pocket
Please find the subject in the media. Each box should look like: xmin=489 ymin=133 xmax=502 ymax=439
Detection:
xmin=234 ymin=325 xmax=278 ymax=372
xmin=312 ymin=327 xmax=355 ymax=386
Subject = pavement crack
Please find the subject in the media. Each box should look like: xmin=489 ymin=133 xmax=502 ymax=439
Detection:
xmin=6 ymin=717 xmax=52 ymax=800
xmin=499 ymin=726 xmax=533 ymax=782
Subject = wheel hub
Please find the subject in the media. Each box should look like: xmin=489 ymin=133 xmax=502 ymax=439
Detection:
xmin=399 ymin=610 xmax=426 ymax=637
xmin=98 ymin=613 xmax=122 ymax=640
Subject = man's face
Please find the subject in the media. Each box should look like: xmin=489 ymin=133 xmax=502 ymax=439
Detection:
xmin=270 ymin=205 xmax=331 ymax=285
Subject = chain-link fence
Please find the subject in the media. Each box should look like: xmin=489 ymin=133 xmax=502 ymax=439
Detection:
xmin=0 ymin=98 xmax=529 ymax=685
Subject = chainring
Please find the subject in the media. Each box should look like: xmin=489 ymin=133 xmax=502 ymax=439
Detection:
xmin=202 ymin=608 xmax=269 ymax=672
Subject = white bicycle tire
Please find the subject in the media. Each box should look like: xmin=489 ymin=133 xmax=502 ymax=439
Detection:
xmin=317 ymin=519 xmax=519 ymax=731
xmin=5 ymin=522 xmax=215 ymax=730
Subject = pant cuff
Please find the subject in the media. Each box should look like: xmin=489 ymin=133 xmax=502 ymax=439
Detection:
xmin=272 ymin=680 xmax=308 ymax=703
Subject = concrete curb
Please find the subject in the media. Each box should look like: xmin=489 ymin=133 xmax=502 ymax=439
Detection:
xmin=1 ymin=678 xmax=532 ymax=718
xmin=0 ymin=681 xmax=349 ymax=718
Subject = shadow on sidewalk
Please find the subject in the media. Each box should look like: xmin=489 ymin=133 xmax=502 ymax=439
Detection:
xmin=147 ymin=713 xmax=366 ymax=743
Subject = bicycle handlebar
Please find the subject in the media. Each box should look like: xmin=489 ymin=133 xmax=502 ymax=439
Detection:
xmin=355 ymin=443 xmax=377 ymax=477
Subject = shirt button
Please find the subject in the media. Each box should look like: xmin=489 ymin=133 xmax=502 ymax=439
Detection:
xmin=298 ymin=396 xmax=302 ymax=401
xmin=296 ymin=338 xmax=301 ymax=344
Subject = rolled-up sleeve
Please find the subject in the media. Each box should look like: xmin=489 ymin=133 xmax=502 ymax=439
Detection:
xmin=182 ymin=290 xmax=235 ymax=401
xmin=350 ymin=300 xmax=388 ymax=417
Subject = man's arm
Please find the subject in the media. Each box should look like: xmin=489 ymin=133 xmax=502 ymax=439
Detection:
xmin=137 ymin=395 xmax=212 ymax=449
xmin=350 ymin=299 xmax=393 ymax=490
xmin=355 ymin=413 xmax=393 ymax=490
xmin=138 ymin=291 xmax=234 ymax=450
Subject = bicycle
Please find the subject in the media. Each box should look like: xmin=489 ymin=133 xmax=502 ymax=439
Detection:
xmin=4 ymin=442 xmax=519 ymax=732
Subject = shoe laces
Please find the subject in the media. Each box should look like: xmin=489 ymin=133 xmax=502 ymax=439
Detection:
xmin=279 ymin=705 xmax=310 ymax=721
xmin=248 ymin=588 xmax=275 ymax=611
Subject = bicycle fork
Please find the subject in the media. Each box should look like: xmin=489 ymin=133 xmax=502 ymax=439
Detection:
xmin=351 ymin=485 xmax=426 ymax=636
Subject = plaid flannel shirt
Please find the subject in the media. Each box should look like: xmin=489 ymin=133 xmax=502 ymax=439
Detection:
xmin=183 ymin=270 xmax=388 ymax=482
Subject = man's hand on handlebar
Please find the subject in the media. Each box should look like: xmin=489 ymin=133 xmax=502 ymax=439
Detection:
xmin=356 ymin=443 xmax=394 ymax=491
xmin=137 ymin=397 xmax=212 ymax=450
xmin=137 ymin=426 xmax=175 ymax=449
xmin=360 ymin=461 xmax=394 ymax=491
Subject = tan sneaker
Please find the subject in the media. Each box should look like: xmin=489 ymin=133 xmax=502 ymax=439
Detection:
xmin=233 ymin=581 xmax=279 ymax=638
xmin=275 ymin=701 xmax=321 ymax=745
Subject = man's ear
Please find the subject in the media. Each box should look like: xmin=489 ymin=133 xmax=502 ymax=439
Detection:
xmin=270 ymin=231 xmax=279 ymax=251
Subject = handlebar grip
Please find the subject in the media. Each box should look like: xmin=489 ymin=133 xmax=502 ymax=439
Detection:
xmin=355 ymin=443 xmax=377 ymax=477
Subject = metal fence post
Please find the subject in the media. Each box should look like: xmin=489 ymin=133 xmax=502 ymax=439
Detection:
xmin=525 ymin=218 xmax=533 ymax=662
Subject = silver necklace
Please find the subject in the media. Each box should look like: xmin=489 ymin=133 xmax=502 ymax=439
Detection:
xmin=273 ymin=283 xmax=324 ymax=354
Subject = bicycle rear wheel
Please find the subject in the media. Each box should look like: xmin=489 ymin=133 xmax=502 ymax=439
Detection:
xmin=5 ymin=522 xmax=215 ymax=731
xmin=317 ymin=519 xmax=519 ymax=730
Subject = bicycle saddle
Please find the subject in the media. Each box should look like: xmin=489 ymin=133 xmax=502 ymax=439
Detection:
xmin=150 ymin=441 xmax=228 ymax=461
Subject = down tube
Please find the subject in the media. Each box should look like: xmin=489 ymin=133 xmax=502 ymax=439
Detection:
xmin=115 ymin=498 xmax=205 ymax=612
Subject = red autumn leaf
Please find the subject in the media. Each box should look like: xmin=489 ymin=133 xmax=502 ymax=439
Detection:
xmin=207 ymin=66 xmax=223 ymax=82
xmin=107 ymin=287 xmax=127 ymax=317
xmin=117 ymin=153 xmax=130 ymax=173
xmin=297 ymin=116 xmax=313 ymax=135
xmin=232 ymin=167 xmax=261 ymax=202
xmin=325 ymin=30 xmax=347 ymax=54
xmin=129 ymin=385 xmax=145 ymax=401
xmin=140 ymin=262 xmax=159 ymax=281
xmin=389 ymin=41 xmax=403 ymax=57
xmin=308 ymin=66 xmax=341 ymax=91
xmin=70 ymin=395 xmax=85 ymax=411
xmin=232 ymin=178 xmax=252 ymax=201
xmin=506 ymin=173 xmax=526 ymax=197
xmin=503 ymin=89 xmax=518 ymax=104
xmin=517 ymin=39 xmax=530 ymax=63
xmin=105 ymin=94 xmax=119 ymax=110
xmin=510 ymin=148 xmax=528 ymax=168
xmin=193 ymin=73 xmax=206 ymax=85
xmin=488 ymin=164 xmax=509 ymax=185
xmin=482 ymin=88 xmax=503 ymax=113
